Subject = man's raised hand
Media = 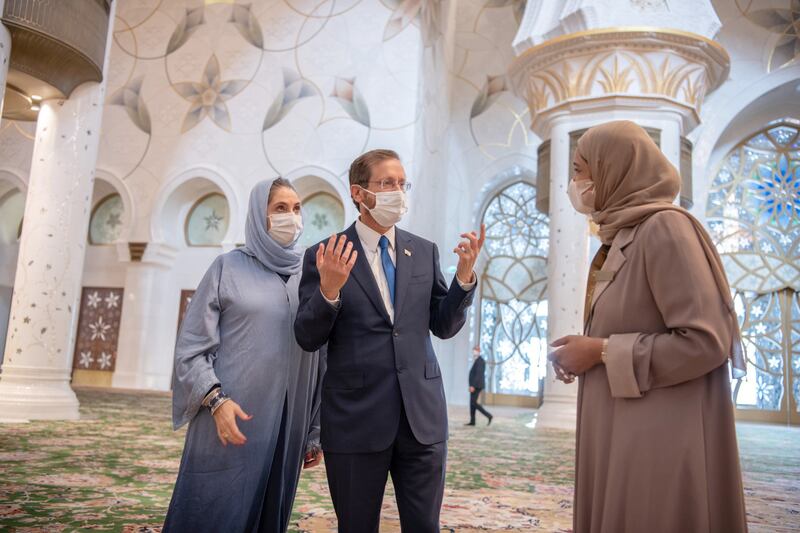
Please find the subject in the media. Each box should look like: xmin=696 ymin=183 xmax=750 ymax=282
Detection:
xmin=318 ymin=234 xmax=358 ymax=301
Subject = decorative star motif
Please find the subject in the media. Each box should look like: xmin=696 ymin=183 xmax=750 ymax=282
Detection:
xmin=752 ymin=154 xmax=800 ymax=229
xmin=98 ymin=352 xmax=112 ymax=370
xmin=204 ymin=210 xmax=224 ymax=231
xmin=312 ymin=212 xmax=329 ymax=230
xmin=104 ymin=292 xmax=120 ymax=309
xmin=79 ymin=351 xmax=94 ymax=368
xmin=89 ymin=316 xmax=111 ymax=341
xmin=173 ymin=54 xmax=248 ymax=133
xmin=106 ymin=212 xmax=122 ymax=229
xmin=87 ymin=292 xmax=101 ymax=308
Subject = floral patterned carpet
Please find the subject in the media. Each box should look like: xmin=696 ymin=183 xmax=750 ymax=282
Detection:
xmin=0 ymin=388 xmax=798 ymax=532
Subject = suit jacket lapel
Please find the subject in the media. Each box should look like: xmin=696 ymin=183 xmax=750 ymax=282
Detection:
xmin=393 ymin=229 xmax=414 ymax=321
xmin=344 ymin=224 xmax=392 ymax=325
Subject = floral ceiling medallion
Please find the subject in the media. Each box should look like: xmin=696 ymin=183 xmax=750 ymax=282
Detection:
xmin=330 ymin=77 xmax=371 ymax=127
xmin=166 ymin=7 xmax=205 ymax=56
xmin=383 ymin=0 xmax=442 ymax=47
xmin=262 ymin=69 xmax=317 ymax=131
xmin=230 ymin=3 xmax=263 ymax=49
xmin=174 ymin=55 xmax=248 ymax=133
xmin=110 ymin=76 xmax=151 ymax=135
xmin=471 ymin=75 xmax=509 ymax=119
xmin=738 ymin=0 xmax=800 ymax=71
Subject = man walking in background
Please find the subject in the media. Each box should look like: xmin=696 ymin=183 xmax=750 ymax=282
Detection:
xmin=466 ymin=346 xmax=492 ymax=426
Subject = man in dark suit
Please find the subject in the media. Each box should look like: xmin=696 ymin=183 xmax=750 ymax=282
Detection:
xmin=466 ymin=346 xmax=492 ymax=426
xmin=294 ymin=149 xmax=484 ymax=533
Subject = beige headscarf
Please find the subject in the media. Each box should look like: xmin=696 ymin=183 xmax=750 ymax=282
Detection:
xmin=577 ymin=120 xmax=746 ymax=377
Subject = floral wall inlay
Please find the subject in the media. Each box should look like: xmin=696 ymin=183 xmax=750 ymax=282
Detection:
xmin=72 ymin=288 xmax=124 ymax=372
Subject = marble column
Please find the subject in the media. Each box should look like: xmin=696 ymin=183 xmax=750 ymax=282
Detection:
xmin=509 ymin=1 xmax=730 ymax=429
xmin=0 ymin=0 xmax=10 ymax=117
xmin=536 ymin=119 xmax=590 ymax=429
xmin=112 ymin=244 xmax=178 ymax=391
xmin=0 ymin=2 xmax=117 ymax=421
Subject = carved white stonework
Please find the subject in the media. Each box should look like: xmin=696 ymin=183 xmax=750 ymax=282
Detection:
xmin=508 ymin=7 xmax=731 ymax=428
xmin=509 ymin=29 xmax=730 ymax=136
xmin=112 ymin=259 xmax=176 ymax=392
xmin=513 ymin=0 xmax=723 ymax=53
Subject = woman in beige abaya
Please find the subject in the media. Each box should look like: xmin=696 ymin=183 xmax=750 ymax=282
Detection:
xmin=548 ymin=120 xmax=748 ymax=533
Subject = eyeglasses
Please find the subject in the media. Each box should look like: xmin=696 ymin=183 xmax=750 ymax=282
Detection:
xmin=367 ymin=179 xmax=412 ymax=192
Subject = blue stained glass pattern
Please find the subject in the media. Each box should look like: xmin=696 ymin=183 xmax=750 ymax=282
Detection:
xmin=732 ymin=291 xmax=784 ymax=411
xmin=706 ymin=120 xmax=800 ymax=293
xmin=750 ymin=154 xmax=800 ymax=229
xmin=707 ymin=119 xmax=800 ymax=417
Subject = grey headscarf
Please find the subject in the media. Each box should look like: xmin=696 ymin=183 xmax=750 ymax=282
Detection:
xmin=240 ymin=179 xmax=303 ymax=276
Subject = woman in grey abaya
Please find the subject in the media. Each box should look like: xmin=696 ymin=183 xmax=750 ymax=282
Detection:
xmin=164 ymin=178 xmax=324 ymax=533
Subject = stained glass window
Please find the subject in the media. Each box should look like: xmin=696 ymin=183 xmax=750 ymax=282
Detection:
xmin=479 ymin=181 xmax=549 ymax=396
xmin=185 ymin=193 xmax=230 ymax=246
xmin=706 ymin=119 xmax=800 ymax=417
xmin=0 ymin=189 xmax=25 ymax=245
xmin=298 ymin=192 xmax=345 ymax=248
xmin=89 ymin=194 xmax=124 ymax=245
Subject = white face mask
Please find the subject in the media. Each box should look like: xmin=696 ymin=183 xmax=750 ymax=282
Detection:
xmin=360 ymin=188 xmax=408 ymax=227
xmin=567 ymin=179 xmax=596 ymax=215
xmin=267 ymin=213 xmax=303 ymax=246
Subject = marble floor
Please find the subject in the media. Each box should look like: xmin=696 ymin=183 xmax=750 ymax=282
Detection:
xmin=0 ymin=388 xmax=798 ymax=532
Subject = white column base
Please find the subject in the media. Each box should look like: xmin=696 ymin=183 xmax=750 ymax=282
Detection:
xmin=0 ymin=366 xmax=79 ymax=421
xmin=536 ymin=393 xmax=577 ymax=431
xmin=111 ymin=369 xmax=172 ymax=392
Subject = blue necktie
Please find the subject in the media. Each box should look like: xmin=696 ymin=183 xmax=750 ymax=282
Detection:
xmin=379 ymin=235 xmax=396 ymax=306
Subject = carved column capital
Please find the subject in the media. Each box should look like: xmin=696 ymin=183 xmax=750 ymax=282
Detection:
xmin=509 ymin=28 xmax=730 ymax=136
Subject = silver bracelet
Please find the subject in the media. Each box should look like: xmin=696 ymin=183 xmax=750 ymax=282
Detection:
xmin=210 ymin=396 xmax=231 ymax=416
xmin=206 ymin=389 xmax=230 ymax=414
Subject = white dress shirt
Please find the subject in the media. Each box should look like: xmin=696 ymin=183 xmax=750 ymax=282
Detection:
xmin=323 ymin=219 xmax=476 ymax=323
xmin=354 ymin=219 xmax=398 ymax=322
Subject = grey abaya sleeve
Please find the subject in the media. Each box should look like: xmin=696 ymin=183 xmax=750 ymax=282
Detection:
xmin=305 ymin=344 xmax=326 ymax=453
xmin=171 ymin=256 xmax=224 ymax=430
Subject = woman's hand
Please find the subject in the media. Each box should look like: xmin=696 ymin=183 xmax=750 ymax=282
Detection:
xmin=212 ymin=400 xmax=252 ymax=447
xmin=553 ymin=362 xmax=576 ymax=384
xmin=548 ymin=335 xmax=605 ymax=378
xmin=303 ymin=450 xmax=323 ymax=469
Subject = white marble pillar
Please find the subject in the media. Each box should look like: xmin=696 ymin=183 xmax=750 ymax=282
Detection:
xmin=0 ymin=1 xmax=117 ymax=421
xmin=509 ymin=1 xmax=731 ymax=428
xmin=536 ymin=118 xmax=590 ymax=429
xmin=113 ymin=248 xmax=178 ymax=391
xmin=0 ymin=0 xmax=10 ymax=118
